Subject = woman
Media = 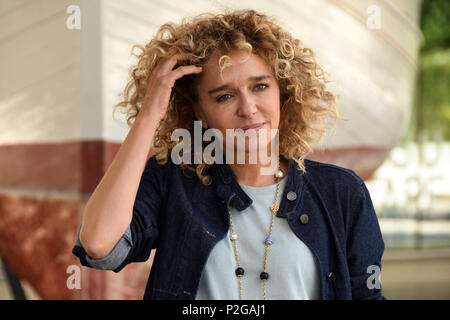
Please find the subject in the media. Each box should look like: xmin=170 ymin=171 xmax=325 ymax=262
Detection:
xmin=73 ymin=9 xmax=386 ymax=300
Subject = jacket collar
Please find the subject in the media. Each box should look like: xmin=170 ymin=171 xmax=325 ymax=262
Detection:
xmin=210 ymin=158 xmax=306 ymax=218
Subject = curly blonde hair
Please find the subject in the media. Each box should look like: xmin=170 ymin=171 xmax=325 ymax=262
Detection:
xmin=113 ymin=9 xmax=340 ymax=186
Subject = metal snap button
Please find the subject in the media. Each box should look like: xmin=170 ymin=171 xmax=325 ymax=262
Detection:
xmin=300 ymin=213 xmax=309 ymax=224
xmin=222 ymin=176 xmax=232 ymax=184
xmin=287 ymin=191 xmax=297 ymax=201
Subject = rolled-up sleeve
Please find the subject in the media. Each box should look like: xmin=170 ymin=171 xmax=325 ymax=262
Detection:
xmin=72 ymin=155 xmax=167 ymax=273
xmin=346 ymin=176 xmax=387 ymax=300
xmin=72 ymin=224 xmax=132 ymax=271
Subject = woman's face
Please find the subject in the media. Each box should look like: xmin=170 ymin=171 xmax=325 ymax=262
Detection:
xmin=193 ymin=49 xmax=281 ymax=157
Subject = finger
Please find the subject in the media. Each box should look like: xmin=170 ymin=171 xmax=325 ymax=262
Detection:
xmin=166 ymin=65 xmax=202 ymax=86
xmin=160 ymin=54 xmax=200 ymax=75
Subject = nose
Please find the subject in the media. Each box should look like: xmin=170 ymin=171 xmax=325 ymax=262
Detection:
xmin=237 ymin=91 xmax=258 ymax=118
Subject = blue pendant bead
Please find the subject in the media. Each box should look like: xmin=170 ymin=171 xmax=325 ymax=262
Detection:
xmin=264 ymin=237 xmax=273 ymax=246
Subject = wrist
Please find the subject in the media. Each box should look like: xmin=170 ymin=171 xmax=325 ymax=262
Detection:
xmin=135 ymin=109 xmax=162 ymax=128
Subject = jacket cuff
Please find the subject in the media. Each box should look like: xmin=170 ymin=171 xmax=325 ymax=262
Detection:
xmin=72 ymin=224 xmax=132 ymax=271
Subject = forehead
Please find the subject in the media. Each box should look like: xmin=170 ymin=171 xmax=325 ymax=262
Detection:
xmin=197 ymin=50 xmax=273 ymax=86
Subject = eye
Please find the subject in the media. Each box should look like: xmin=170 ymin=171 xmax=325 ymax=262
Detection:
xmin=255 ymin=83 xmax=269 ymax=91
xmin=216 ymin=93 xmax=232 ymax=103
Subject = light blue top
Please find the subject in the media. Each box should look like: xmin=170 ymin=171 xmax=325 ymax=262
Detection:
xmin=195 ymin=176 xmax=321 ymax=300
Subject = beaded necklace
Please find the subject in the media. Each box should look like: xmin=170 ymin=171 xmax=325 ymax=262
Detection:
xmin=227 ymin=164 xmax=284 ymax=300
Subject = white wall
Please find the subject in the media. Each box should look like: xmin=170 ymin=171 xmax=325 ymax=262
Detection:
xmin=0 ymin=0 xmax=80 ymax=144
xmin=97 ymin=0 xmax=423 ymax=149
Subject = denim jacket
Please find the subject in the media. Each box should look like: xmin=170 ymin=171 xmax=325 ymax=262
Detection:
xmin=72 ymin=155 xmax=387 ymax=300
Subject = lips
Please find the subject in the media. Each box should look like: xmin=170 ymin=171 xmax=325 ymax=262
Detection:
xmin=240 ymin=123 xmax=265 ymax=133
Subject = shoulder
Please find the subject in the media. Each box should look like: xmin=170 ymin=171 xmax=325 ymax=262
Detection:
xmin=301 ymin=160 xmax=377 ymax=237
xmin=142 ymin=153 xmax=205 ymax=190
xmin=302 ymin=158 xmax=365 ymax=193
xmin=139 ymin=153 xmax=177 ymax=196
xmin=143 ymin=153 xmax=178 ymax=179
xmin=304 ymin=158 xmax=363 ymax=182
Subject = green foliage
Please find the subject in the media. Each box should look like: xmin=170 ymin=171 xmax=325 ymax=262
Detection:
xmin=420 ymin=0 xmax=450 ymax=52
xmin=421 ymin=49 xmax=450 ymax=139
xmin=406 ymin=0 xmax=450 ymax=142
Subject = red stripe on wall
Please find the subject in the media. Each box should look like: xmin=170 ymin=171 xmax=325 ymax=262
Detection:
xmin=0 ymin=140 xmax=121 ymax=194
xmin=0 ymin=141 xmax=391 ymax=194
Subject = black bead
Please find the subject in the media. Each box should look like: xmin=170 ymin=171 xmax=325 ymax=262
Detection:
xmin=260 ymin=272 xmax=269 ymax=280
xmin=235 ymin=267 xmax=245 ymax=276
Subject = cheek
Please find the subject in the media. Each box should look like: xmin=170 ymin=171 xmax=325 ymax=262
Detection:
xmin=208 ymin=110 xmax=234 ymax=129
xmin=265 ymin=101 xmax=281 ymax=126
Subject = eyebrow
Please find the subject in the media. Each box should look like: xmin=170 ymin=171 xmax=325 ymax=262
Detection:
xmin=207 ymin=75 xmax=273 ymax=95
